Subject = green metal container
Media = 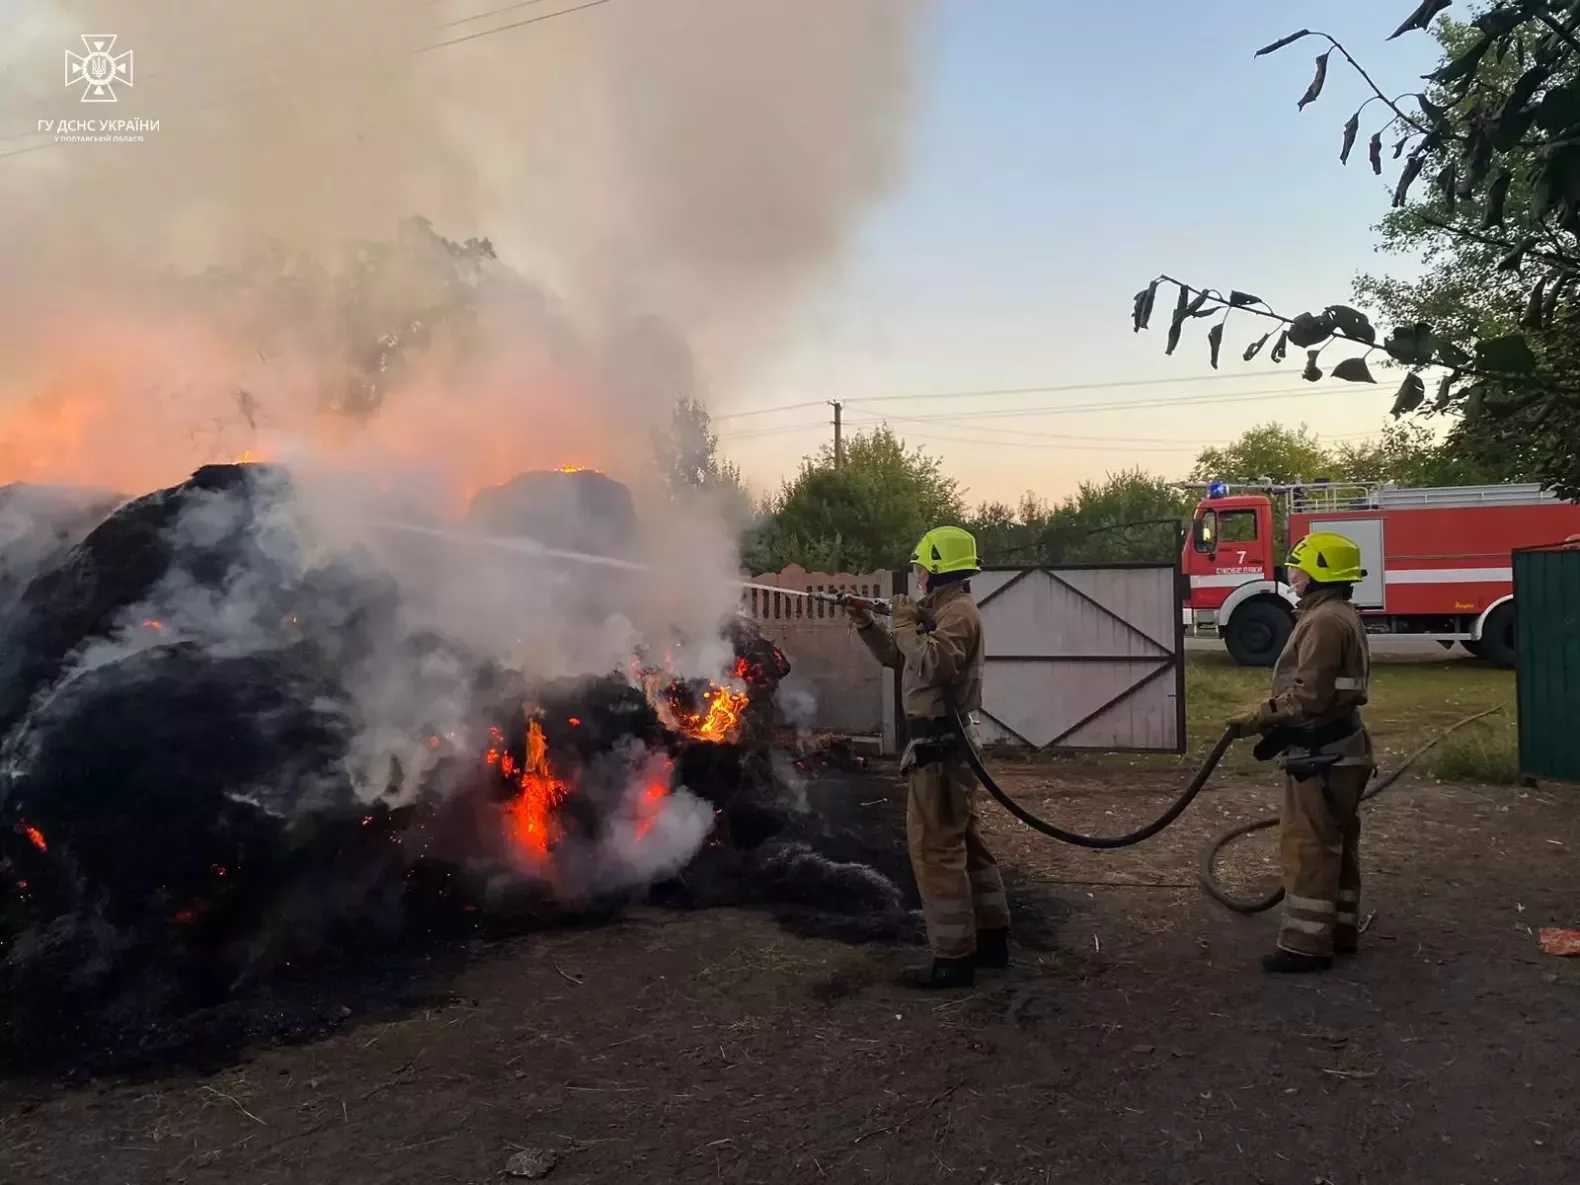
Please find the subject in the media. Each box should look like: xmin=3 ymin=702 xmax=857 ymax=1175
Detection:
xmin=1515 ymin=543 xmax=1580 ymax=783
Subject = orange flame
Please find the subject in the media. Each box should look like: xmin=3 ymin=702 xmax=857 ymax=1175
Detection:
xmin=658 ymin=683 xmax=749 ymax=744
xmin=555 ymin=464 xmax=590 ymax=474
xmin=17 ymin=823 xmax=47 ymax=852
xmin=634 ymin=651 xmax=753 ymax=744
xmin=493 ymin=721 xmax=568 ymax=861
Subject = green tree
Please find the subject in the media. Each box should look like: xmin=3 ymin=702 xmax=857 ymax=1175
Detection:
xmin=746 ymin=427 xmax=965 ymax=574
xmin=1331 ymin=419 xmax=1519 ymax=486
xmin=1190 ymin=420 xmax=1512 ymax=491
xmin=652 ymin=396 xmax=750 ymax=523
xmin=1189 ymin=423 xmax=1335 ymax=484
xmin=967 ymin=471 xmax=1191 ymax=566
xmin=967 ymin=493 xmax=1051 ymax=564
xmin=1132 ymin=3 xmax=1580 ymax=496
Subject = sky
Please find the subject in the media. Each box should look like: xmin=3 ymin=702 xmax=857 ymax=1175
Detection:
xmin=713 ymin=0 xmax=1450 ymax=506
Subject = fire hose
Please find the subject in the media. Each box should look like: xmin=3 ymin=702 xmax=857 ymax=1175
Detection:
xmin=812 ymin=589 xmax=1504 ymax=915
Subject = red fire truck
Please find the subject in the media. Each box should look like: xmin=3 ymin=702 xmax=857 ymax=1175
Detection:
xmin=1179 ymin=480 xmax=1580 ymax=668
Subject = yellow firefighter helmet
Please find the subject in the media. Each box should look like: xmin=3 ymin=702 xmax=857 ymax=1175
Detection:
xmin=1287 ymin=531 xmax=1366 ymax=584
xmin=911 ymin=525 xmax=980 ymax=576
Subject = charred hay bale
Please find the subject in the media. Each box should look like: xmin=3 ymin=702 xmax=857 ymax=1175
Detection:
xmin=0 ymin=482 xmax=124 ymax=621
xmin=0 ymin=642 xmax=357 ymax=928
xmin=0 ymin=463 xmax=298 ymax=732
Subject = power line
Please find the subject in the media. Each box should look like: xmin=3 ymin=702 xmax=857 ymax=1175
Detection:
xmin=716 ymin=408 xmax=1390 ymax=454
xmin=867 ymin=427 xmax=1380 ymax=454
xmin=864 ymin=382 xmax=1382 ymax=422
xmin=417 ymin=0 xmax=611 ymax=52
xmin=0 ymin=0 xmax=615 ymax=163
xmin=840 ymin=409 xmax=1386 ymax=447
xmin=716 ymin=381 xmax=1384 ymax=439
xmin=709 ymin=370 xmax=1292 ymax=422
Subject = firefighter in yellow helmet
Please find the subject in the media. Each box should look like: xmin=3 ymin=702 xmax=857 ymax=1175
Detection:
xmin=846 ymin=525 xmax=1009 ymax=989
xmin=1226 ymin=531 xmax=1373 ymax=973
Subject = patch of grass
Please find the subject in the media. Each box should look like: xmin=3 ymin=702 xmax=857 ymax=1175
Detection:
xmin=1417 ymin=714 xmax=1521 ymax=785
xmin=1183 ymin=649 xmax=1514 ymax=750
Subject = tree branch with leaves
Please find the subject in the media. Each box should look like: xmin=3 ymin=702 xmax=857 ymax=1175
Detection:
xmin=1135 ymin=0 xmax=1580 ymax=497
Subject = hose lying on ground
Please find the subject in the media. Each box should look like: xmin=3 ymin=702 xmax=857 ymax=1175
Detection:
xmin=947 ymin=699 xmax=1239 ymax=850
xmin=947 ymin=695 xmax=1503 ymax=894
xmin=1197 ymin=705 xmax=1504 ymax=914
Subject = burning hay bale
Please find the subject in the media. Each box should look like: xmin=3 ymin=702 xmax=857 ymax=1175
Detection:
xmin=0 ymin=462 xmax=924 ymax=1076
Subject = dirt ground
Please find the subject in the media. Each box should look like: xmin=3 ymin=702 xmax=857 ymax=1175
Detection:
xmin=3 ymin=753 xmax=1578 ymax=1185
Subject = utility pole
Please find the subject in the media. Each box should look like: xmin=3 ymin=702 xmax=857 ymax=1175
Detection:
xmin=829 ymin=400 xmax=843 ymax=469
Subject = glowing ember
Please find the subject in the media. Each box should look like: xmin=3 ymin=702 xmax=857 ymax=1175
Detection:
xmin=142 ymin=619 xmax=164 ymax=632
xmin=634 ymin=769 xmax=671 ymax=840
xmin=16 ymin=823 xmax=47 ymax=852
xmin=492 ymin=720 xmax=568 ymax=861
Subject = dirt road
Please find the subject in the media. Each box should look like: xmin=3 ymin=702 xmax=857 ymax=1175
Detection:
xmin=3 ymin=759 xmax=1576 ymax=1185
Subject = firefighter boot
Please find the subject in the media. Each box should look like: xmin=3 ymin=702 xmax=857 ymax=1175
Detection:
xmin=1261 ymin=949 xmax=1333 ymax=974
xmin=902 ymin=956 xmax=976 ymax=990
xmin=974 ymin=928 xmax=1009 ymax=971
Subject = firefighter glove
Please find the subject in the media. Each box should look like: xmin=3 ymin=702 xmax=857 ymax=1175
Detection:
xmin=1225 ymin=705 xmax=1267 ymax=738
xmin=890 ymin=595 xmax=922 ymax=630
xmin=844 ymin=601 xmax=874 ymax=628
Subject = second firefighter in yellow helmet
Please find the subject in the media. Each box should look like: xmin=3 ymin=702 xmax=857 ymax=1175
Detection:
xmin=846 ymin=524 xmax=1009 ymax=989
xmin=1226 ymin=529 xmax=1373 ymax=974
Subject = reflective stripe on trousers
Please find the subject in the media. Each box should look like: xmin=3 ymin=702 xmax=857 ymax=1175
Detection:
xmin=1277 ymin=764 xmax=1368 ymax=956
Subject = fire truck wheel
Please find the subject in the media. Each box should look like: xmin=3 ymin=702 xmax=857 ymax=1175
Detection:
xmin=1223 ymin=599 xmax=1292 ymax=668
xmin=1461 ymin=639 xmax=1485 ymax=660
xmin=1477 ymin=603 xmax=1517 ymax=669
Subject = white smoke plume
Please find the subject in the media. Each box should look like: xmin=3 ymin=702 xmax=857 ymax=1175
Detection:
xmin=0 ymin=0 xmax=935 ymax=889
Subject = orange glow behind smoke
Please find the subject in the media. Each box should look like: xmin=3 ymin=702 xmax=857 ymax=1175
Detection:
xmin=0 ymin=308 xmax=633 ymax=509
xmin=17 ymin=824 xmax=47 ymax=853
xmin=634 ymin=769 xmax=671 ymax=840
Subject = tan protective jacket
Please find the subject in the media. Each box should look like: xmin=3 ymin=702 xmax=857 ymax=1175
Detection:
xmin=1254 ymin=587 xmax=1370 ymax=734
xmin=856 ymin=581 xmax=984 ymax=721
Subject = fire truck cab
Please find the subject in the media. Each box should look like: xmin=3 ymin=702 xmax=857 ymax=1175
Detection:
xmin=1180 ymin=479 xmax=1580 ymax=669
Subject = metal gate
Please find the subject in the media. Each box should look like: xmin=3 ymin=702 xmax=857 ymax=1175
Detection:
xmin=895 ymin=563 xmax=1185 ymax=754
xmin=1515 ymin=543 xmax=1580 ymax=783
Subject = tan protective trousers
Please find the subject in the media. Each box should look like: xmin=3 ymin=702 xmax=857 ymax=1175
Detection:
xmin=1277 ymin=763 xmax=1370 ymax=956
xmin=907 ymin=755 xmax=1010 ymax=958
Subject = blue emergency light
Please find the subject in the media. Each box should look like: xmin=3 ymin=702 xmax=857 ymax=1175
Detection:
xmin=1207 ymin=481 xmax=1228 ymax=499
